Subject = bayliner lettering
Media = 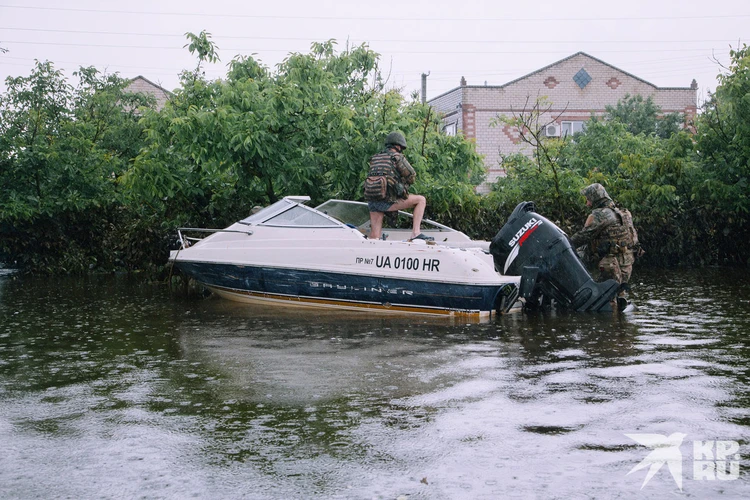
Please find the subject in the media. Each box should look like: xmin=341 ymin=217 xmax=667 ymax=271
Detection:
xmin=309 ymin=281 xmax=414 ymax=295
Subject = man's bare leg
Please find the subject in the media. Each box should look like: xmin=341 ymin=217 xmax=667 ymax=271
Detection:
xmin=368 ymin=211 xmax=385 ymax=239
xmin=388 ymin=194 xmax=427 ymax=239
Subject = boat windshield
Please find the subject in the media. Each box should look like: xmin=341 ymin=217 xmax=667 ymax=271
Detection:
xmin=315 ymin=199 xmax=457 ymax=232
xmin=262 ymin=205 xmax=340 ymax=227
xmin=241 ymin=198 xmax=341 ymax=227
xmin=315 ymin=200 xmax=371 ymax=227
xmin=240 ymin=200 xmax=291 ymax=224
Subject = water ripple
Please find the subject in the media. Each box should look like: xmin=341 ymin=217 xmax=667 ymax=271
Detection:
xmin=1 ymin=269 xmax=750 ymax=498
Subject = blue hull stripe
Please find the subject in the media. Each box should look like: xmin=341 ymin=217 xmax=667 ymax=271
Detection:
xmin=175 ymin=262 xmax=515 ymax=313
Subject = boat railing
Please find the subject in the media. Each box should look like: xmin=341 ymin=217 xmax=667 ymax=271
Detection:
xmin=177 ymin=227 xmax=254 ymax=249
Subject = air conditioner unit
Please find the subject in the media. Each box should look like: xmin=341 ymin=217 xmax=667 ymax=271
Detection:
xmin=544 ymin=124 xmax=561 ymax=137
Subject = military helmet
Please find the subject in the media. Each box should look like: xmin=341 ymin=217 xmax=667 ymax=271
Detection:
xmin=581 ymin=183 xmax=611 ymax=204
xmin=385 ymin=131 xmax=407 ymax=149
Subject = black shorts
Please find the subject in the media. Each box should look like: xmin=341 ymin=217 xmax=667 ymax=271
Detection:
xmin=368 ymin=200 xmax=394 ymax=213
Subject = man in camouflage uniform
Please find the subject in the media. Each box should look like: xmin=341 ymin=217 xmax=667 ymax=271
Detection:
xmin=364 ymin=131 xmax=432 ymax=241
xmin=570 ymin=183 xmax=638 ymax=303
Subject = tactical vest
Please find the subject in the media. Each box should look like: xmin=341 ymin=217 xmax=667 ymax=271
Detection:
xmin=617 ymin=207 xmax=639 ymax=247
xmin=592 ymin=207 xmax=636 ymax=255
xmin=366 ymin=151 xmax=405 ymax=201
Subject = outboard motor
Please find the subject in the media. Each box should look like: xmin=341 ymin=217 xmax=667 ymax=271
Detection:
xmin=489 ymin=202 xmax=619 ymax=312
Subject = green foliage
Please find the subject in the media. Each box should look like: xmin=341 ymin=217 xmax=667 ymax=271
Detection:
xmin=184 ymin=30 xmax=220 ymax=82
xmin=0 ymin=61 xmax=154 ymax=272
xmin=489 ymin=151 xmax=587 ymax=234
xmin=1 ymin=34 xmax=485 ymax=274
xmin=125 ymin=37 xmax=485 ymax=234
xmin=559 ymin=113 xmax=712 ymax=266
xmin=3 ymin=35 xmax=749 ymax=274
xmin=694 ymin=44 xmax=750 ymax=264
xmin=605 ymin=93 xmax=683 ymax=139
xmin=478 ymin=86 xmax=749 ymax=267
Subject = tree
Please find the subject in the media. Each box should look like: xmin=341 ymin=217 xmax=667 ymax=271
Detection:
xmin=184 ymin=30 xmax=220 ymax=80
xmin=605 ymin=93 xmax=683 ymax=139
xmin=484 ymin=92 xmax=713 ymax=266
xmin=694 ymin=44 xmax=750 ymax=264
xmin=490 ymin=95 xmax=581 ymax=226
xmin=0 ymin=61 xmax=154 ymax=272
xmin=126 ymin=35 xmax=486 ymax=227
xmin=567 ymin=118 xmax=710 ymax=265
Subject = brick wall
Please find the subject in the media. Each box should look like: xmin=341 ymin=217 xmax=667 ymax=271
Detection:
xmin=429 ymin=52 xmax=698 ymax=193
xmin=125 ymin=76 xmax=171 ymax=110
xmin=429 ymin=86 xmax=464 ymax=134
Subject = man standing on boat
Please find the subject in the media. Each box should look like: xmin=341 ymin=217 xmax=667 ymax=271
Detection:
xmin=570 ymin=183 xmax=640 ymax=307
xmin=363 ymin=131 xmax=433 ymax=241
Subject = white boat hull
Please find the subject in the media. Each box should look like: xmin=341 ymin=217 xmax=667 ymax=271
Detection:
xmin=170 ymin=198 xmax=520 ymax=318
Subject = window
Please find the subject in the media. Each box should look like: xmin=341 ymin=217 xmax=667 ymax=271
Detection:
xmin=573 ymin=68 xmax=592 ymax=89
xmin=561 ymin=121 xmax=587 ymax=137
xmin=442 ymin=122 xmax=457 ymax=136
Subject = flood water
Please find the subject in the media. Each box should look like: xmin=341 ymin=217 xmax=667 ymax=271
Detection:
xmin=1 ymin=268 xmax=749 ymax=499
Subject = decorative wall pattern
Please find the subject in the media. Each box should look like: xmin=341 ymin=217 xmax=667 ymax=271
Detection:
xmin=428 ymin=52 xmax=698 ymax=193
xmin=502 ymin=125 xmax=523 ymax=145
xmin=606 ymin=77 xmax=622 ymax=89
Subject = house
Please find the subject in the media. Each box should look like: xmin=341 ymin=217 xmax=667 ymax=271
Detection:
xmin=428 ymin=52 xmax=698 ymax=192
xmin=124 ymin=75 xmax=172 ymax=111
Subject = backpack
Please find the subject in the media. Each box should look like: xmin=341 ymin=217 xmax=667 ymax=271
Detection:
xmin=363 ymin=175 xmax=388 ymax=201
xmin=614 ymin=206 xmax=645 ymax=258
xmin=614 ymin=207 xmax=639 ymax=247
xmin=364 ymin=151 xmax=397 ymax=201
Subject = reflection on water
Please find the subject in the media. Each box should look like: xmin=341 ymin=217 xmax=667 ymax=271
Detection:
xmin=1 ymin=269 xmax=749 ymax=498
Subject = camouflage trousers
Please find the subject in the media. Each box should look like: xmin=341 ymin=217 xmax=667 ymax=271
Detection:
xmin=598 ymin=251 xmax=635 ymax=285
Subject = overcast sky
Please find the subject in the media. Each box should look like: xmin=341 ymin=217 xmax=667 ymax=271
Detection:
xmin=1 ymin=0 xmax=748 ymax=105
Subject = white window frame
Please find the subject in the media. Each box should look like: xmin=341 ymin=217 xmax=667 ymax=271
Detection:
xmin=442 ymin=122 xmax=457 ymax=136
xmin=561 ymin=120 xmax=586 ymax=137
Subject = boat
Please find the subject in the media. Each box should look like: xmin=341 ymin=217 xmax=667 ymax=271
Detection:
xmin=169 ymin=196 xmax=520 ymax=319
xmin=169 ymin=197 xmax=626 ymax=317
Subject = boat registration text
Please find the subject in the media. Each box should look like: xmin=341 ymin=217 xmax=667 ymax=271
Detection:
xmin=356 ymin=256 xmax=441 ymax=272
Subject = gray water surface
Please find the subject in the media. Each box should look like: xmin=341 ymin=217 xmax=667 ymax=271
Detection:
xmin=1 ymin=269 xmax=749 ymax=499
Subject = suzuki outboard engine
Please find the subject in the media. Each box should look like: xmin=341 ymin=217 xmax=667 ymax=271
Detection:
xmin=489 ymin=202 xmax=620 ymax=312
